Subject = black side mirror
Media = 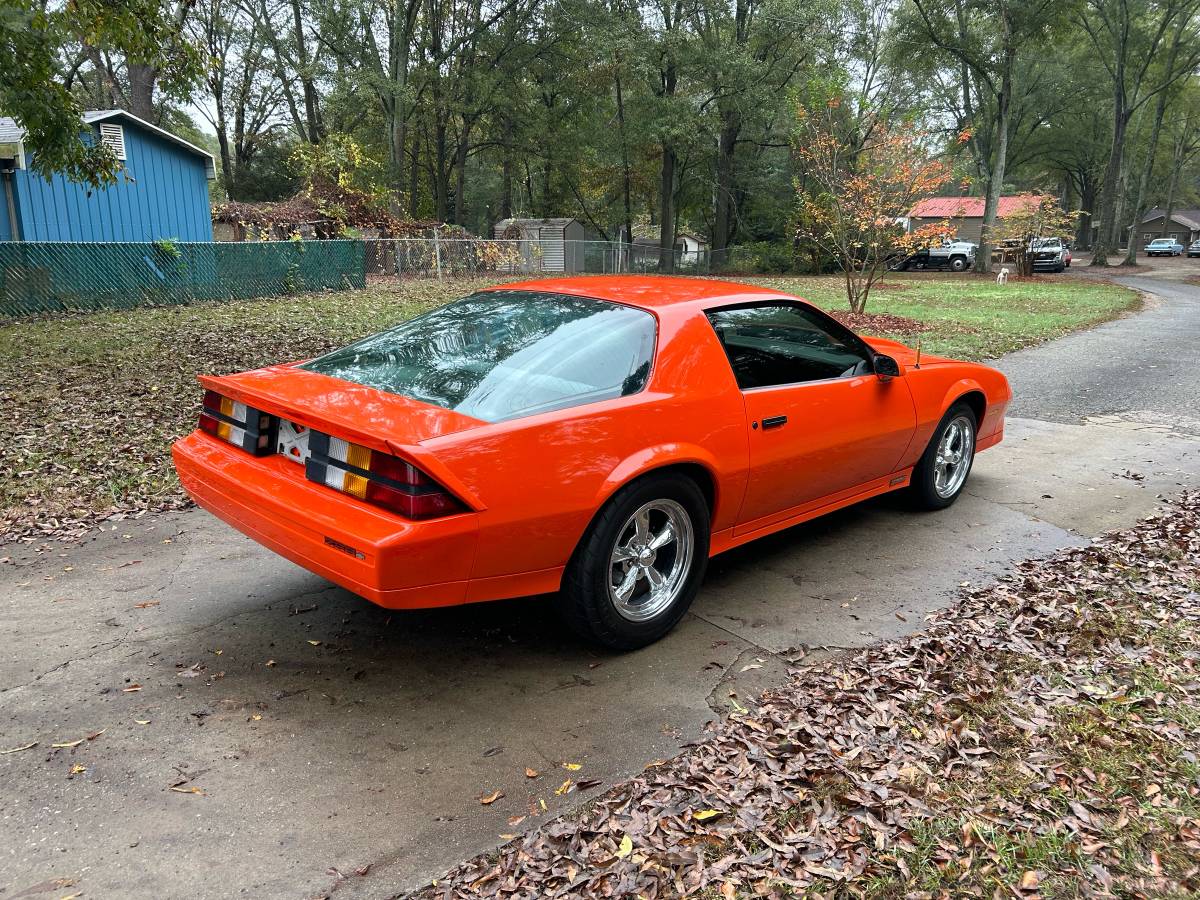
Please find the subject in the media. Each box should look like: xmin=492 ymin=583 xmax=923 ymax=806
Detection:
xmin=874 ymin=354 xmax=901 ymax=379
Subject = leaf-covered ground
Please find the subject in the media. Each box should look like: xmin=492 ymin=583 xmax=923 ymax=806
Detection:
xmin=412 ymin=494 xmax=1200 ymax=899
xmin=0 ymin=273 xmax=1136 ymax=547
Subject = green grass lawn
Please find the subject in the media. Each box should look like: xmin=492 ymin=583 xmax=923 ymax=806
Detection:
xmin=738 ymin=273 xmax=1139 ymax=360
xmin=0 ymin=272 xmax=1138 ymax=544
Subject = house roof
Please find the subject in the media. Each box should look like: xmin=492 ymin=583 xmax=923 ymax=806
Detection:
xmin=910 ymin=195 xmax=1047 ymax=219
xmin=1142 ymin=208 xmax=1200 ymax=231
xmin=0 ymin=118 xmax=23 ymax=145
xmin=495 ymin=217 xmax=579 ymax=228
xmin=0 ymin=109 xmax=216 ymax=180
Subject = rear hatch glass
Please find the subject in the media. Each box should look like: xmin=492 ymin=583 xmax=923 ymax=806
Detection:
xmin=300 ymin=290 xmax=656 ymax=422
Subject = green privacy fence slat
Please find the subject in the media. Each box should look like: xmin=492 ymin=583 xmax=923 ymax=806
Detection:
xmin=0 ymin=240 xmax=367 ymax=318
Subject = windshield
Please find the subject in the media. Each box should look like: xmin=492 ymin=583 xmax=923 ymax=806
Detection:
xmin=1150 ymin=239 xmax=1172 ymax=245
xmin=300 ymin=290 xmax=657 ymax=422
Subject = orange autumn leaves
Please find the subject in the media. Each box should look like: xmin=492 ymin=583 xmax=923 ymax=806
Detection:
xmin=794 ymin=98 xmax=954 ymax=312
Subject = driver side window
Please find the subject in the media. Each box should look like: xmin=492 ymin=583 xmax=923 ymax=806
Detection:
xmin=707 ymin=303 xmax=873 ymax=389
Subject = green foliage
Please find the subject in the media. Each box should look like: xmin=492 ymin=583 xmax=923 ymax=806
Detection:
xmin=8 ymin=0 xmax=1200 ymax=255
xmin=0 ymin=0 xmax=202 ymax=187
xmin=153 ymin=237 xmax=182 ymax=259
xmin=290 ymin=134 xmax=388 ymax=200
xmin=724 ymin=241 xmax=805 ymax=274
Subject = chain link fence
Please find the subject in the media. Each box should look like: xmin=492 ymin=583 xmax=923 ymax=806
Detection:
xmin=363 ymin=237 xmax=716 ymax=278
xmin=0 ymin=240 xmax=366 ymax=318
xmin=0 ymin=235 xmax=789 ymax=319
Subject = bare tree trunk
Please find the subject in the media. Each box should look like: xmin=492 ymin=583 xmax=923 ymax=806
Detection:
xmin=1121 ymin=87 xmax=1171 ymax=265
xmin=1112 ymin=151 xmax=1132 ymax=249
xmin=289 ymin=0 xmax=322 ymax=142
xmin=434 ymin=118 xmax=449 ymax=222
xmin=1092 ymin=90 xmax=1128 ymax=266
xmin=453 ymin=133 xmax=469 ymax=226
xmin=408 ymin=130 xmax=421 ymax=218
xmin=614 ymin=70 xmax=633 ymax=247
xmin=658 ymin=145 xmax=677 ymax=273
xmin=976 ymin=14 xmax=1015 ymax=275
xmin=125 ymin=63 xmax=158 ymax=120
xmin=712 ymin=115 xmax=740 ymax=269
xmin=1161 ymin=144 xmax=1181 ymax=239
xmin=215 ymin=114 xmax=234 ymax=196
xmin=500 ymin=116 xmax=513 ymax=221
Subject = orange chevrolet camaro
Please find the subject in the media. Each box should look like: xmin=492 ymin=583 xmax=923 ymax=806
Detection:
xmin=172 ymin=276 xmax=1011 ymax=648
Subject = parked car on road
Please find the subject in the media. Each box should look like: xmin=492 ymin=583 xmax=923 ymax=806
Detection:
xmin=1030 ymin=237 xmax=1070 ymax=273
xmin=1146 ymin=238 xmax=1184 ymax=257
xmin=1188 ymin=240 xmax=1200 ymax=258
xmin=173 ymin=277 xmax=1012 ymax=649
xmin=892 ymin=239 xmax=977 ymax=272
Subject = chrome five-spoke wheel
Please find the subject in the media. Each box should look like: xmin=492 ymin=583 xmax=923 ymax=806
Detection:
xmin=933 ymin=414 xmax=975 ymax=499
xmin=608 ymin=499 xmax=694 ymax=622
xmin=909 ymin=401 xmax=978 ymax=511
xmin=562 ymin=471 xmax=710 ymax=649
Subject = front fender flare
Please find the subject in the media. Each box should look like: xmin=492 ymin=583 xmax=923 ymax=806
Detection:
xmin=939 ymin=377 xmax=987 ymax=420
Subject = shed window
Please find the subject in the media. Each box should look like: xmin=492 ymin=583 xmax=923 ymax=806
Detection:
xmin=99 ymin=123 xmax=126 ymax=160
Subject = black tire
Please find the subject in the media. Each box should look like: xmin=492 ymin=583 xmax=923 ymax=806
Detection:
xmin=949 ymin=255 xmax=968 ymax=272
xmin=561 ymin=472 xmax=710 ymax=650
xmin=908 ymin=402 xmax=978 ymax=511
xmin=1054 ymin=264 xmax=1065 ymax=273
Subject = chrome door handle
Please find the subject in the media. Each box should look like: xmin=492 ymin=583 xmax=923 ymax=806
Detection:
xmin=761 ymin=415 xmax=788 ymax=429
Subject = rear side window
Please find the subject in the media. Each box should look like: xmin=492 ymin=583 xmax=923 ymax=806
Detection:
xmin=301 ymin=290 xmax=656 ymax=422
xmin=707 ymin=302 xmax=872 ymax=388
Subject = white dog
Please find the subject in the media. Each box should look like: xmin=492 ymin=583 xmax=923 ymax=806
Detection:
xmin=996 ymin=266 xmax=1010 ymax=285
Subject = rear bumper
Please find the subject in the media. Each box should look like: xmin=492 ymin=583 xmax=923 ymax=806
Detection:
xmin=172 ymin=432 xmax=478 ymax=608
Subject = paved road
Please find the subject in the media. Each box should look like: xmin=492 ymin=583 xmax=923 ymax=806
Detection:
xmin=3 ymin=270 xmax=1200 ymax=899
xmin=1002 ymin=270 xmax=1200 ymax=434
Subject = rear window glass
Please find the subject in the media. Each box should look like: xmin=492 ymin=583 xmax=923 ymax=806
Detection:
xmin=300 ymin=290 xmax=656 ymax=422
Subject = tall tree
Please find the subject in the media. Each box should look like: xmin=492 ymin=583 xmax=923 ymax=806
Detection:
xmin=190 ymin=0 xmax=289 ymax=197
xmin=903 ymin=0 xmax=1059 ymax=272
xmin=692 ymin=0 xmax=818 ymax=264
xmin=1118 ymin=12 xmax=1200 ymax=264
xmin=1079 ymin=0 xmax=1200 ymax=265
xmin=0 ymin=0 xmax=201 ymax=186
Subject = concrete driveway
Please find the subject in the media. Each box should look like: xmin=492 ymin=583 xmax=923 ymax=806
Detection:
xmin=4 ymin=268 xmax=1200 ymax=899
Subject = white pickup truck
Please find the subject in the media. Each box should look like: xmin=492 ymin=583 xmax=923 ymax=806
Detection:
xmin=892 ymin=240 xmax=977 ymax=272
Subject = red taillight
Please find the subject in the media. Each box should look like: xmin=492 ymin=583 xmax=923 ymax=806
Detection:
xmin=304 ymin=432 xmax=466 ymax=520
xmin=364 ymin=476 xmax=466 ymax=519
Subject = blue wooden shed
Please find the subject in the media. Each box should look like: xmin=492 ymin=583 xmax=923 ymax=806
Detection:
xmin=0 ymin=109 xmax=216 ymax=242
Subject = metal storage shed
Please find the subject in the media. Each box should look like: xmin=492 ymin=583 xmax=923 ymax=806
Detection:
xmin=493 ymin=217 xmax=588 ymax=273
